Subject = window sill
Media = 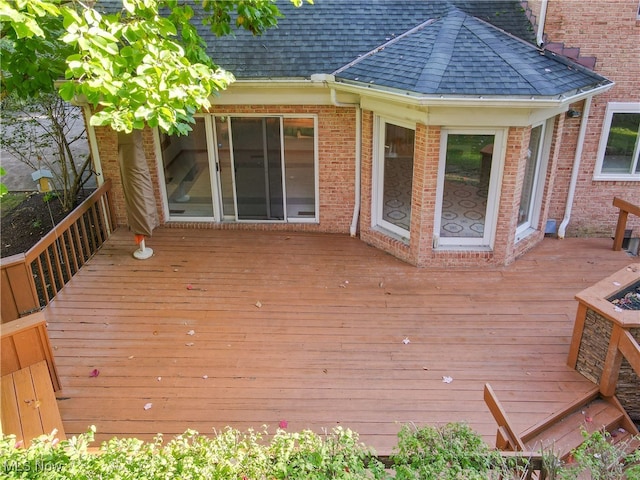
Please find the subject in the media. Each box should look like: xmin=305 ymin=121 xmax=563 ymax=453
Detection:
xmin=593 ymin=174 xmax=640 ymax=182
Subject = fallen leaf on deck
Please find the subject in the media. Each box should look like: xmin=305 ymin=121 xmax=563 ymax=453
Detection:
xmin=89 ymin=369 xmax=100 ymax=378
xmin=202 ymin=375 xmax=208 ymax=379
xmin=186 ymin=284 xmax=193 ymax=290
xmin=255 ymin=301 xmax=262 ymax=308
xmin=143 ymin=403 xmax=152 ymax=410
xmin=157 ymin=377 xmax=162 ymax=382
xmin=442 ymin=376 xmax=453 ymax=384
xmin=185 ymin=342 xmax=195 ymax=347
xmin=128 ymin=355 xmax=135 ymax=359
xmin=613 ymin=282 xmax=621 ymax=287
xmin=585 ymin=416 xmax=593 ymax=423
xmin=402 ymin=338 xmax=410 ymax=345
xmin=279 ymin=420 xmax=288 ymax=429
xmin=187 ymin=330 xmax=195 ymax=336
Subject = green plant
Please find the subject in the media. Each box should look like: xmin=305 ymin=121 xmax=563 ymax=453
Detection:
xmin=268 ymin=426 xmax=386 ymax=479
xmin=558 ymin=428 xmax=640 ymax=480
xmin=0 ymin=425 xmax=387 ymax=480
xmin=390 ymin=422 xmax=507 ymax=480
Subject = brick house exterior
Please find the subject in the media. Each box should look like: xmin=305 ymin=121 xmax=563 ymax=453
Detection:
xmin=89 ymin=1 xmax=639 ymax=267
xmin=525 ymin=0 xmax=640 ymax=237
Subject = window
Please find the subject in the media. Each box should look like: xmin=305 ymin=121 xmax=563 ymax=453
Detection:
xmin=594 ymin=102 xmax=640 ymax=180
xmin=516 ymin=122 xmax=550 ymax=241
xmin=373 ymin=118 xmax=415 ymax=239
xmin=434 ymin=129 xmax=505 ymax=248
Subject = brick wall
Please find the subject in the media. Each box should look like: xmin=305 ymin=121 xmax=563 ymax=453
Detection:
xmin=96 ymin=105 xmax=357 ymax=235
xmin=527 ymin=0 xmax=640 ymax=238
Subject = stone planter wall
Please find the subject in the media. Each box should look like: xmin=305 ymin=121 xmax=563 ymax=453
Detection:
xmin=575 ymin=308 xmax=640 ymax=421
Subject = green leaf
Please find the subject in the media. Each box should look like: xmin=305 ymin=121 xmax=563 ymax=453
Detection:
xmin=58 ymin=81 xmax=76 ymax=101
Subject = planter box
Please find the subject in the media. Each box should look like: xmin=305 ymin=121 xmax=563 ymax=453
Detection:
xmin=569 ymin=264 xmax=640 ymax=421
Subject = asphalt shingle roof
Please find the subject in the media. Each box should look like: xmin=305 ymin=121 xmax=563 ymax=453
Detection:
xmin=334 ymin=8 xmax=607 ymax=97
xmin=97 ymin=0 xmax=610 ymax=99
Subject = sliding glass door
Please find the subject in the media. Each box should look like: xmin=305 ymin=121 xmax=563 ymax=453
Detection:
xmin=231 ymin=117 xmax=284 ymax=220
xmin=160 ymin=115 xmax=317 ymax=223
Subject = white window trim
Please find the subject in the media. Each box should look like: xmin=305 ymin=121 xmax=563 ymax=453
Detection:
xmin=371 ymin=115 xmax=416 ymax=241
xmin=515 ymin=118 xmax=554 ymax=242
xmin=593 ymin=102 xmax=640 ymax=181
xmin=434 ymin=128 xmax=506 ymax=249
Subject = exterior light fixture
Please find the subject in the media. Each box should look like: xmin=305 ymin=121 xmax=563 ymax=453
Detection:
xmin=566 ymin=109 xmax=581 ymax=118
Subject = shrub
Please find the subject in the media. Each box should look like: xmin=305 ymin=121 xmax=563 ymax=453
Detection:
xmin=390 ymin=422 xmax=510 ymax=480
xmin=0 ymin=426 xmax=386 ymax=480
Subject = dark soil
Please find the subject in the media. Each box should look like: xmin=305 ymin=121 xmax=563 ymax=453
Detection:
xmin=1 ymin=193 xmax=69 ymax=258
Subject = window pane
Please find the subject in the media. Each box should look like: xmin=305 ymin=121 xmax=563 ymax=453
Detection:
xmin=215 ymin=117 xmax=235 ymax=217
xmin=231 ymin=117 xmax=284 ymax=220
xmin=518 ymin=125 xmax=543 ymax=228
xmin=161 ymin=118 xmax=213 ymax=217
xmin=440 ymin=135 xmax=493 ymax=238
xmin=383 ymin=123 xmax=414 ymax=232
xmin=283 ymin=118 xmax=315 ymax=218
xmin=602 ymin=112 xmax=640 ymax=173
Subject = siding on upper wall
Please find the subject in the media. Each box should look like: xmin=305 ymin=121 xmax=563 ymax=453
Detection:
xmin=528 ymin=0 xmax=640 ymax=237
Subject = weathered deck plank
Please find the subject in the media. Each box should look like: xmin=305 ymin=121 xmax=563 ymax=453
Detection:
xmin=45 ymin=229 xmax=634 ymax=455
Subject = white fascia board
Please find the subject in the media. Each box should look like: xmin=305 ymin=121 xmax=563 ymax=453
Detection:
xmin=331 ymin=79 xmax=614 ymax=111
xmin=210 ymin=78 xmax=358 ymax=106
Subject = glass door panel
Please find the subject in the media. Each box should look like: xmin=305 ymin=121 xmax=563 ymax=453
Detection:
xmin=378 ymin=121 xmax=415 ymax=237
xmin=440 ymin=134 xmax=493 ymax=240
xmin=283 ymin=118 xmax=316 ymax=219
xmin=231 ymin=117 xmax=284 ymax=220
xmin=214 ymin=117 xmax=235 ymax=218
xmin=160 ymin=118 xmax=214 ymax=218
xmin=518 ymin=125 xmax=543 ymax=230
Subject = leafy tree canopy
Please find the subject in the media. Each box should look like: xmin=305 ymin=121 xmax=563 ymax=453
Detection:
xmin=1 ymin=0 xmax=310 ymax=135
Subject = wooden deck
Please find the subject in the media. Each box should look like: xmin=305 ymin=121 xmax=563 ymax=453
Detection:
xmin=44 ymin=228 xmax=635 ymax=456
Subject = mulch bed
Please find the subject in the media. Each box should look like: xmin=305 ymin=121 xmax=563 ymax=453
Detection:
xmin=1 ymin=193 xmax=68 ymax=258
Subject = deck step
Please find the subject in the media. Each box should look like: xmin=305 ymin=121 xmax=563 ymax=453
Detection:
xmin=523 ymin=398 xmax=626 ymax=459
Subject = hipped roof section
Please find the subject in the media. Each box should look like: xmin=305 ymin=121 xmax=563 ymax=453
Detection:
xmin=96 ymin=0 xmax=611 ymax=99
xmin=332 ymin=9 xmax=608 ymax=98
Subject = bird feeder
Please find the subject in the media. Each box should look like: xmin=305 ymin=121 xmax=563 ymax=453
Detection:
xmin=31 ymin=169 xmax=54 ymax=192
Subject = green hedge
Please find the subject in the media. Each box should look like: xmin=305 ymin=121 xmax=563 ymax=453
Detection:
xmin=1 ymin=423 xmax=638 ymax=479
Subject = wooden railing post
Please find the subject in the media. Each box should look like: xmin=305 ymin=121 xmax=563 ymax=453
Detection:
xmin=567 ymin=303 xmax=587 ymax=368
xmin=612 ymin=197 xmax=640 ymax=251
xmin=0 ymin=254 xmax=40 ymax=323
xmin=599 ymin=324 xmax=624 ymax=397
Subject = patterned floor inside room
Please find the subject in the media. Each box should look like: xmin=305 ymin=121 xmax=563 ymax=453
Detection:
xmin=440 ymin=180 xmax=487 ymax=238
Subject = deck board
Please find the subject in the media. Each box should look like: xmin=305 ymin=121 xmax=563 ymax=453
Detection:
xmin=44 ymin=229 xmax=634 ymax=455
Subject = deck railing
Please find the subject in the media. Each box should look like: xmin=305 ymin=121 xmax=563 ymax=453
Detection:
xmin=612 ymin=197 xmax=640 ymax=251
xmin=1 ymin=180 xmax=115 ymax=323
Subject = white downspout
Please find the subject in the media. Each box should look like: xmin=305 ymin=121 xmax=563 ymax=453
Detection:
xmin=536 ymin=0 xmax=548 ymax=46
xmin=330 ymin=88 xmax=362 ymax=237
xmin=558 ymin=97 xmax=592 ymax=239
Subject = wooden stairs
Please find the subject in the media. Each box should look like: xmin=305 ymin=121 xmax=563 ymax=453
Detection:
xmin=484 ymin=383 xmax=639 ymax=461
